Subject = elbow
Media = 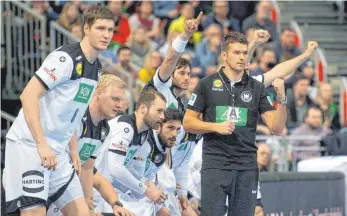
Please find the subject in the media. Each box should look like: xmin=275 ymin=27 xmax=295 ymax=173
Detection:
xmin=270 ymin=127 xmax=283 ymax=136
xmin=183 ymin=116 xmax=192 ymax=133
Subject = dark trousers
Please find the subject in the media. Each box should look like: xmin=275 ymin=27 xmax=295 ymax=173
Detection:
xmin=201 ymin=169 xmax=258 ymax=216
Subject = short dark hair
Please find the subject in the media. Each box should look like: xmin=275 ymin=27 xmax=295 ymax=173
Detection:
xmin=304 ymin=105 xmax=323 ymax=119
xmin=221 ymin=32 xmax=248 ymax=51
xmin=117 ymin=46 xmax=131 ymax=56
xmin=262 ymin=46 xmax=275 ymax=56
xmin=135 ymin=90 xmax=166 ymax=110
xmin=175 ymin=58 xmax=192 ymax=71
xmin=281 ymin=28 xmax=296 ymax=34
xmin=162 ymin=108 xmax=183 ymax=124
xmin=82 ymin=5 xmax=114 ymax=38
xmin=294 ymin=74 xmax=310 ymax=84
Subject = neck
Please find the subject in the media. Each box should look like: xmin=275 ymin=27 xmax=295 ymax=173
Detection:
xmin=215 ymin=14 xmax=226 ymax=22
xmin=174 ymin=87 xmax=184 ymax=98
xmin=80 ymin=39 xmax=98 ymax=63
xmin=88 ymin=99 xmax=105 ymax=126
xmin=139 ymin=13 xmax=148 ymax=20
xmin=223 ymin=65 xmax=244 ymax=82
xmin=259 ymin=63 xmax=268 ymax=72
xmin=295 ymin=93 xmax=307 ymax=104
xmin=256 ymin=14 xmax=266 ymax=25
xmin=135 ymin=111 xmax=149 ymax=133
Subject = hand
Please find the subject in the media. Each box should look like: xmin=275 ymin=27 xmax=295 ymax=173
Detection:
xmin=144 ymin=181 xmax=167 ymax=203
xmin=191 ymin=199 xmax=200 ymax=215
xmin=176 ymin=182 xmax=182 ymax=190
xmin=178 ymin=195 xmax=189 ymax=211
xmin=214 ymin=120 xmax=235 ymax=135
xmin=70 ymin=151 xmax=81 ymax=176
xmin=37 ymin=144 xmax=57 ymax=170
xmin=156 ymin=207 xmax=171 ymax=216
xmin=272 ymin=79 xmax=285 ymax=100
xmin=113 ymin=205 xmax=135 ymax=216
xmin=85 ymin=197 xmax=94 ymax=210
xmin=184 ymin=12 xmax=203 ymax=36
xmin=252 ymin=29 xmax=271 ymax=45
xmin=304 ymin=41 xmax=318 ymax=56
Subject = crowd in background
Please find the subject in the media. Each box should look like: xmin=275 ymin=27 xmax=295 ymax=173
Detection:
xmin=14 ymin=0 xmax=346 ymax=171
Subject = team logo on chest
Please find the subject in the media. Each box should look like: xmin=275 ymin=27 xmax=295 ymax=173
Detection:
xmin=154 ymin=153 xmax=163 ymax=164
xmin=241 ymin=91 xmax=252 ymax=102
xmin=212 ymin=79 xmax=223 ymax=91
xmin=101 ymin=127 xmax=108 ymax=140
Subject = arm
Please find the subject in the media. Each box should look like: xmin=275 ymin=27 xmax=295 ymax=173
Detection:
xmin=21 ymin=51 xmax=73 ymax=170
xmin=183 ymin=110 xmax=218 ymax=134
xmin=261 ymin=79 xmax=287 ymax=135
xmin=69 ymin=131 xmax=82 ymax=176
xmin=158 ymin=12 xmax=203 ymax=82
xmin=247 ymin=30 xmax=271 ymax=63
xmin=263 ymin=41 xmax=318 ymax=87
xmin=93 ymin=171 xmax=119 ymax=206
xmin=81 ymin=158 xmax=94 ymax=210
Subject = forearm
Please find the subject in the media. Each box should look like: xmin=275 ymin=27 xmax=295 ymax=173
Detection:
xmin=270 ymin=104 xmax=287 ymax=135
xmin=159 ymin=32 xmax=190 ymax=80
xmin=183 ymin=115 xmax=216 ymax=134
xmin=20 ymin=95 xmax=46 ymax=146
xmin=247 ymin=41 xmax=258 ymax=63
xmin=69 ymin=131 xmax=78 ymax=153
xmin=81 ymin=165 xmax=94 ymax=200
xmin=264 ymin=52 xmax=310 ymax=86
xmin=93 ymin=172 xmax=119 ymax=205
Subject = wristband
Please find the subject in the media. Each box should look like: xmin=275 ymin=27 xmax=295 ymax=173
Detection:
xmin=172 ymin=36 xmax=188 ymax=53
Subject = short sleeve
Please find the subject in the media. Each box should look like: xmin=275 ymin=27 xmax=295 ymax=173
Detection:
xmin=35 ymin=51 xmax=73 ymax=90
xmin=251 ymin=74 xmax=264 ymax=84
xmin=259 ymin=86 xmax=276 ymax=114
xmin=107 ymin=120 xmax=134 ymax=157
xmin=152 ymin=67 xmax=172 ymax=91
xmin=187 ymin=79 xmax=207 ymax=113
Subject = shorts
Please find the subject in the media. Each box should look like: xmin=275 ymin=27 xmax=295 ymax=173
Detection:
xmin=3 ymin=139 xmax=84 ymax=214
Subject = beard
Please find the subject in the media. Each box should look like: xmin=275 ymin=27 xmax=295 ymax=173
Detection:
xmin=144 ymin=113 xmax=160 ymax=130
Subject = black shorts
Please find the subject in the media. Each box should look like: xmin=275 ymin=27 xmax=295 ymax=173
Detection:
xmin=200 ymin=169 xmax=259 ymax=216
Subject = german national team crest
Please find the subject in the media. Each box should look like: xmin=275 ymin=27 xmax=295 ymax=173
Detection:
xmin=241 ymin=91 xmax=252 ymax=102
xmin=154 ymin=153 xmax=163 ymax=164
xmin=101 ymin=127 xmax=108 ymax=140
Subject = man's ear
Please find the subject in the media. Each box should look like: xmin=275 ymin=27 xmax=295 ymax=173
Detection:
xmin=95 ymin=87 xmax=103 ymax=98
xmin=221 ymin=51 xmax=227 ymax=61
xmin=140 ymin=104 xmax=148 ymax=114
xmin=83 ymin=24 xmax=90 ymax=37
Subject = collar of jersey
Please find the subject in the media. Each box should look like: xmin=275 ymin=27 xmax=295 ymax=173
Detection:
xmin=218 ymin=66 xmax=249 ymax=85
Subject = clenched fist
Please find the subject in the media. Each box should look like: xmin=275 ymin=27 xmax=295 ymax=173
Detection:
xmin=214 ymin=120 xmax=235 ymax=135
xmin=272 ymin=79 xmax=285 ymax=101
xmin=304 ymin=41 xmax=318 ymax=56
xmin=253 ymin=29 xmax=271 ymax=45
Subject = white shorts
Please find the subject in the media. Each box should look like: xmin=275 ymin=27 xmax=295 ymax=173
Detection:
xmin=3 ymin=139 xmax=84 ymax=214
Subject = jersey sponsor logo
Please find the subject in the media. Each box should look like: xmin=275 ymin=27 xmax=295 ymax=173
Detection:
xmin=212 ymin=79 xmax=223 ymax=91
xmin=43 ymin=67 xmax=57 ymax=81
xmin=267 ymin=96 xmax=273 ymax=106
xmin=59 ymin=56 xmax=66 ymax=62
xmin=241 ymin=91 xmax=252 ymax=103
xmin=112 ymin=141 xmax=126 ymax=152
xmin=79 ymin=143 xmax=97 ymax=162
xmin=124 ymin=149 xmax=137 ymax=165
xmin=76 ymin=62 xmax=83 ymax=76
xmin=17 ymin=201 xmax=21 ymax=208
xmin=71 ymin=108 xmax=79 ymax=123
xmin=216 ymin=106 xmax=248 ymax=126
xmin=76 ymin=56 xmax=82 ymax=61
xmin=22 ymin=170 xmax=44 ymax=193
xmin=252 ymin=190 xmax=257 ymax=194
xmin=74 ymin=83 xmax=94 ymax=104
xmin=188 ymin=93 xmax=197 ymax=106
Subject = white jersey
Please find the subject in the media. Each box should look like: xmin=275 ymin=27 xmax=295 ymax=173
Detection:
xmin=6 ymin=43 xmax=101 ymax=153
xmin=95 ymin=114 xmax=152 ymax=196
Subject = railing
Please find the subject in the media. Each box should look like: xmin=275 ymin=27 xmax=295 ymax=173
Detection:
xmin=1 ymin=111 xmax=16 ymax=131
xmin=2 ymin=1 xmax=47 ymax=100
xmin=289 ymin=20 xmax=304 ymax=49
xmin=340 ymin=77 xmax=347 ymax=127
xmin=271 ymin=0 xmax=281 ymax=35
xmin=256 ymin=135 xmax=328 ymax=172
xmin=49 ymin=21 xmax=80 ymax=52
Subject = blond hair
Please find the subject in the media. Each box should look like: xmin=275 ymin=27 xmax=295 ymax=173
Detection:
xmin=97 ymin=74 xmax=127 ymax=91
xmin=57 ymin=3 xmax=81 ymax=31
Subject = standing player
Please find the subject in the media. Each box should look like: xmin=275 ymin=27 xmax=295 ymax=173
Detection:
xmin=47 ymin=74 xmax=133 ymax=216
xmin=183 ymin=32 xmax=287 ymax=216
xmin=3 ymin=5 xmax=115 ymax=216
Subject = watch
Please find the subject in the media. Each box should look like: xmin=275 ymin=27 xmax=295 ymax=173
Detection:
xmin=111 ymin=200 xmax=123 ymax=208
xmin=277 ymin=96 xmax=287 ymax=105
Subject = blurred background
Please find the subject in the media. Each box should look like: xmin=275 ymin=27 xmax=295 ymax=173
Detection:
xmin=1 ymin=0 xmax=347 ymax=215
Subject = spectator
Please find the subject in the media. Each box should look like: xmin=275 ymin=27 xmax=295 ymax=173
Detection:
xmin=182 ymin=75 xmax=200 ymax=108
xmin=70 ymin=23 xmax=82 ymax=40
xmin=129 ymin=1 xmax=162 ymax=44
xmin=168 ymin=3 xmax=202 ymax=50
xmin=56 ymin=2 xmax=81 ymax=31
xmin=229 ymin=1 xmax=257 ymax=25
xmin=195 ymin=24 xmax=222 ymax=70
xmin=301 ymin=60 xmax=318 ymax=99
xmin=202 ymin=1 xmax=241 ymax=34
xmin=138 ymin=50 xmax=162 ymax=84
xmin=257 ymin=143 xmax=271 ymax=172
xmin=127 ymin=26 xmax=155 ymax=64
xmin=107 ymin=0 xmax=131 ymax=48
xmin=250 ymin=47 xmax=276 ymax=77
xmin=242 ymin=1 xmax=279 ymax=42
xmin=189 ymin=0 xmax=213 ymax=17
xmin=289 ymin=106 xmax=332 ymax=162
xmin=286 ymin=75 xmax=317 ymax=130
xmin=158 ymin=31 xmax=180 ymax=57
xmin=315 ymin=82 xmax=341 ymax=131
xmin=271 ymin=28 xmax=302 ymax=63
xmin=153 ymin=1 xmax=179 ymax=20
xmin=113 ymin=46 xmax=139 ymax=83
